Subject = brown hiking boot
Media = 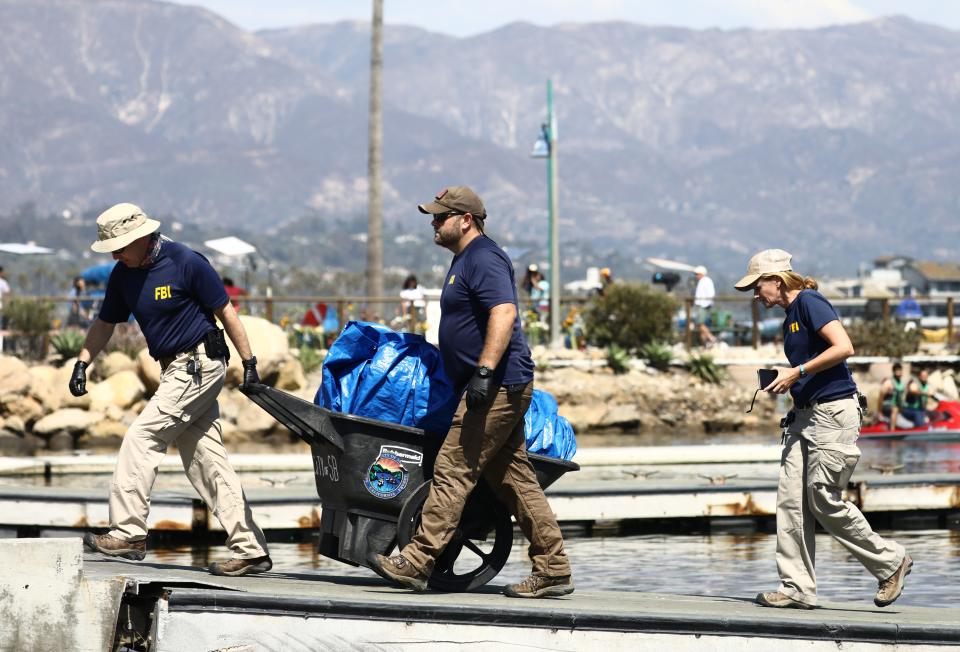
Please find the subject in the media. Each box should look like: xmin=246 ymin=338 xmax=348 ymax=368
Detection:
xmin=875 ymin=554 xmax=913 ymax=607
xmin=504 ymin=574 xmax=574 ymax=598
xmin=83 ymin=532 xmax=146 ymax=561
xmin=209 ymin=555 xmax=273 ymax=577
xmin=373 ymin=554 xmax=429 ymax=592
xmin=755 ymin=591 xmax=815 ymax=609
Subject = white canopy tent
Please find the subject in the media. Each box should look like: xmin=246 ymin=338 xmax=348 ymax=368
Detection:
xmin=203 ymin=236 xmax=270 ymax=297
xmin=0 ymin=242 xmax=54 ymax=255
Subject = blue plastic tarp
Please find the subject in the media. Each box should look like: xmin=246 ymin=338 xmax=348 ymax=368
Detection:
xmin=80 ymin=262 xmax=116 ymax=285
xmin=524 ymin=390 xmax=577 ymax=460
xmin=315 ymin=321 xmax=458 ymax=433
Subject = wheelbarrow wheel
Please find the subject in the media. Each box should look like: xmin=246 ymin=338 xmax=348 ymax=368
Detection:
xmin=397 ymin=480 xmax=513 ymax=592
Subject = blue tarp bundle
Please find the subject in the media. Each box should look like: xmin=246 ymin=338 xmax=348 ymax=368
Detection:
xmin=315 ymin=321 xmax=458 ymax=433
xmin=524 ymin=390 xmax=577 ymax=460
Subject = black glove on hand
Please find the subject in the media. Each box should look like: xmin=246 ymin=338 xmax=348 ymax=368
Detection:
xmin=241 ymin=356 xmax=260 ymax=389
xmin=69 ymin=361 xmax=88 ymax=397
xmin=465 ymin=366 xmax=497 ymax=410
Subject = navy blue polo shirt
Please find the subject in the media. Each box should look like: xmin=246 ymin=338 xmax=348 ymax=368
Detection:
xmin=438 ymin=236 xmax=534 ymax=395
xmin=98 ymin=240 xmax=228 ymax=359
xmin=783 ymin=289 xmax=857 ymax=407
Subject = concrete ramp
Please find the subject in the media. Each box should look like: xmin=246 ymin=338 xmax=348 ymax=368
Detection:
xmin=0 ymin=538 xmax=125 ymax=652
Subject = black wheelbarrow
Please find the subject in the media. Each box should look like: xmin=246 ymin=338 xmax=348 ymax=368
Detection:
xmin=241 ymin=383 xmax=579 ymax=592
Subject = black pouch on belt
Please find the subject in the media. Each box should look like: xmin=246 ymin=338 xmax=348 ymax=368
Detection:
xmin=779 ymin=410 xmax=796 ymax=429
xmin=202 ymin=329 xmax=231 ymax=363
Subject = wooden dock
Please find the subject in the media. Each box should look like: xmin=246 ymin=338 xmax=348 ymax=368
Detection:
xmin=3 ymin=538 xmax=958 ymax=651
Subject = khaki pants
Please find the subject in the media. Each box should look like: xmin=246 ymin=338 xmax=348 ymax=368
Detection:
xmin=401 ymin=382 xmax=571 ymax=578
xmin=777 ymin=397 xmax=904 ymax=606
xmin=108 ymin=352 xmax=268 ymax=559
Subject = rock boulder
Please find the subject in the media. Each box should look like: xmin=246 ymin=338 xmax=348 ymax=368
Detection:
xmin=33 ymin=408 xmax=104 ymax=437
xmin=0 ymin=356 xmax=32 ymax=397
xmin=223 ymin=316 xmax=290 ymax=386
xmin=88 ymin=371 xmax=145 ymax=412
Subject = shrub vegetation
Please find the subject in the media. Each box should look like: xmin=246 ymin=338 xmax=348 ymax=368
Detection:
xmin=585 ymin=283 xmax=676 ymax=352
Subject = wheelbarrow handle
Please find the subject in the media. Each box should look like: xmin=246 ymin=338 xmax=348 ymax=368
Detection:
xmin=239 ymin=382 xmax=345 ymax=452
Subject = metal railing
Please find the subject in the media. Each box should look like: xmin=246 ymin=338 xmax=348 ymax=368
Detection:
xmin=7 ymin=292 xmax=959 ymax=352
xmin=679 ymin=295 xmax=957 ymax=349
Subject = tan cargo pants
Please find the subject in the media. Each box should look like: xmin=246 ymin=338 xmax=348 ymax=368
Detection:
xmin=401 ymin=381 xmax=571 ymax=578
xmin=108 ymin=351 xmax=268 ymax=558
xmin=777 ymin=396 xmax=905 ymax=606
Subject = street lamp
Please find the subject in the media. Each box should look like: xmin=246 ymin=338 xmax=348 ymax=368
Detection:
xmin=530 ymin=79 xmax=561 ymax=348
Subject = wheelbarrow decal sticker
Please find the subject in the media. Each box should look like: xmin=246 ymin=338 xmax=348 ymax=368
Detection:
xmin=364 ymin=445 xmax=423 ymax=499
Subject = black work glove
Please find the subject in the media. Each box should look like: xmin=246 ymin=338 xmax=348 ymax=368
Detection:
xmin=241 ymin=356 xmax=260 ymax=389
xmin=465 ymin=366 xmax=497 ymax=410
xmin=69 ymin=361 xmax=88 ymax=397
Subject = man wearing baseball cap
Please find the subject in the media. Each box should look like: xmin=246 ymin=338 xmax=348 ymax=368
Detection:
xmin=373 ymin=186 xmax=573 ymax=598
xmin=72 ymin=203 xmax=272 ymax=576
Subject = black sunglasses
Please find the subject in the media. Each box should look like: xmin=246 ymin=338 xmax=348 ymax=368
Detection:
xmin=432 ymin=211 xmax=463 ymax=222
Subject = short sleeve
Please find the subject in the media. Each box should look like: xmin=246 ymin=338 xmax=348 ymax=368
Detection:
xmin=467 ymin=247 xmax=516 ymax=310
xmin=186 ymin=252 xmax=230 ymax=311
xmin=801 ymin=292 xmax=840 ymax=333
xmin=97 ymin=269 xmax=130 ymax=324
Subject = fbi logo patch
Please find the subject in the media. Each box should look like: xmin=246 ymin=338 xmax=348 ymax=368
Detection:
xmin=788 ymin=322 xmax=800 ymax=333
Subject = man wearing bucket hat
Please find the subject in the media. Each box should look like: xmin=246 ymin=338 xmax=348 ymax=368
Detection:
xmin=736 ymin=249 xmax=911 ymax=609
xmin=71 ymin=203 xmax=272 ymax=576
xmin=372 ymin=186 xmax=573 ymax=598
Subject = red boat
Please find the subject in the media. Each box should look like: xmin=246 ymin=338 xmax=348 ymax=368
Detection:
xmin=860 ymin=399 xmax=960 ymax=439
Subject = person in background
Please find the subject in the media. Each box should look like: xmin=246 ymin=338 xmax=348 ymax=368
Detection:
xmin=373 ymin=185 xmax=573 ymax=598
xmin=693 ymin=265 xmax=717 ymax=346
xmin=902 ymin=368 xmax=931 ymax=428
xmin=0 ymin=266 xmax=10 ymax=332
xmin=529 ymin=268 xmax=550 ymax=316
xmin=66 ymin=276 xmax=93 ymax=328
xmin=598 ymin=267 xmax=614 ymax=296
xmin=520 ymin=264 xmax=539 ymax=313
xmin=222 ymin=276 xmax=247 ymax=311
xmin=878 ymin=363 xmax=907 ymax=430
xmin=73 ymin=203 xmax=271 ymax=577
xmin=399 ymin=274 xmax=426 ymax=327
xmin=735 ymin=248 xmax=911 ymax=611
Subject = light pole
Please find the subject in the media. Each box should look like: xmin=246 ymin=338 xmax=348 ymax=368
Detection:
xmin=366 ymin=0 xmax=384 ymax=316
xmin=531 ymin=79 xmax=562 ymax=348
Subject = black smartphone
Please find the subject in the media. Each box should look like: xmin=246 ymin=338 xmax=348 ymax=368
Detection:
xmin=757 ymin=368 xmax=778 ymax=390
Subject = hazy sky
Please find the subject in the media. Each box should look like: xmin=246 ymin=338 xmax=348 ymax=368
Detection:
xmin=169 ymin=0 xmax=960 ymax=34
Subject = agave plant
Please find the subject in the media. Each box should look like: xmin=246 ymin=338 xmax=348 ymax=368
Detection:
xmin=50 ymin=328 xmax=86 ymax=365
xmin=688 ymin=353 xmax=724 ymax=384
xmin=640 ymin=341 xmax=673 ymax=371
xmin=605 ymin=344 xmax=631 ymax=375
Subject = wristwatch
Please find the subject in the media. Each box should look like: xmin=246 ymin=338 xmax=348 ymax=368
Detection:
xmin=798 ymin=364 xmax=808 ymax=378
xmin=476 ymin=365 xmax=492 ymax=378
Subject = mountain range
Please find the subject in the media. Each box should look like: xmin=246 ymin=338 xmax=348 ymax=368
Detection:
xmin=3 ymin=0 xmax=960 ymax=277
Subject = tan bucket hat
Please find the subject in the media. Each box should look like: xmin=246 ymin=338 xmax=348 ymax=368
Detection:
xmin=734 ymin=249 xmax=793 ymax=290
xmin=91 ymin=203 xmax=161 ymax=253
xmin=418 ymin=186 xmax=486 ymax=218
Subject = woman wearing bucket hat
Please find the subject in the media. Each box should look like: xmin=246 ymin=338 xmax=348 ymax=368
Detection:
xmin=735 ymin=249 xmax=911 ymax=609
xmin=71 ymin=203 xmax=272 ymax=576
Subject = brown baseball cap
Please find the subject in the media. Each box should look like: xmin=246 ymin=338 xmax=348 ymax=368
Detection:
xmin=734 ymin=248 xmax=793 ymax=290
xmin=418 ymin=186 xmax=486 ymax=218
